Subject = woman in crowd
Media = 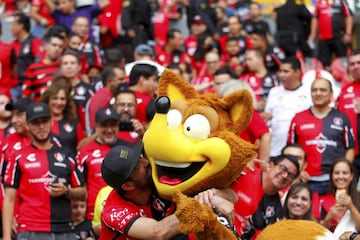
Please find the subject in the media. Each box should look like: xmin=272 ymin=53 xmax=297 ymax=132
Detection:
xmin=41 ymin=80 xmax=86 ymax=154
xmin=313 ymin=158 xmax=360 ymax=237
xmin=283 ymin=182 xmax=313 ymax=220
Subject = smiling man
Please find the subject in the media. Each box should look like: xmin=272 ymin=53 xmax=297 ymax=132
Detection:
xmin=288 ymin=78 xmax=355 ymax=196
xmin=231 ymin=154 xmax=299 ymax=239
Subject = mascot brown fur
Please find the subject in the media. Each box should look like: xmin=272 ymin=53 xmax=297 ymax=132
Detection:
xmin=257 ymin=220 xmax=337 ymax=240
xmin=143 ymin=69 xmax=256 ymax=239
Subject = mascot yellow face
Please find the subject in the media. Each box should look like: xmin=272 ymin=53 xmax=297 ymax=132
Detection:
xmin=143 ymin=69 xmax=256 ymax=199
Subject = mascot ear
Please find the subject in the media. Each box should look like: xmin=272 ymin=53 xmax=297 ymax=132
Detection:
xmin=158 ymin=69 xmax=198 ymax=102
xmin=223 ymin=89 xmax=253 ymax=133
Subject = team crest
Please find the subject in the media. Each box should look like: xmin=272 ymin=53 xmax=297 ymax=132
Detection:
xmin=265 ymin=206 xmax=275 ymax=218
xmin=54 ymin=153 xmax=64 ymax=162
xmin=76 ymin=86 xmax=85 ymax=95
xmin=152 ymin=198 xmax=166 ymax=211
xmin=333 ymin=117 xmax=343 ymax=126
xmin=63 ymin=123 xmax=73 ymax=133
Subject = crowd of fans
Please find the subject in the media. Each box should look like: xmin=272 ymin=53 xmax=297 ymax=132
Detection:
xmin=0 ymin=0 xmax=358 ymax=239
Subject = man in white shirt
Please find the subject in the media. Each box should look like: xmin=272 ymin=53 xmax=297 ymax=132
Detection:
xmin=264 ymin=57 xmax=312 ymax=156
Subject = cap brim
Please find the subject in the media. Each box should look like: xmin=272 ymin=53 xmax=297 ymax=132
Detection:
xmin=27 ymin=114 xmax=51 ymax=122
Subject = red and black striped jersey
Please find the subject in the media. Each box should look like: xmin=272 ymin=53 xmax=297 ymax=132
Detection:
xmin=22 ymin=61 xmax=60 ymax=102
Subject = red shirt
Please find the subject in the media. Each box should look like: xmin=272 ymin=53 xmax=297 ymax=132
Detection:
xmin=313 ymin=0 xmax=352 ymax=40
xmin=336 ymin=82 xmax=360 ymax=155
xmin=239 ymin=110 xmax=269 ymax=144
xmin=134 ymin=91 xmax=154 ymax=123
xmin=4 ymin=144 xmax=84 ymax=233
xmin=0 ymin=41 xmax=13 ymax=90
xmin=77 ymin=140 xmax=112 ymax=220
xmin=31 ymin=0 xmax=56 ymax=26
xmin=231 ymin=167 xmax=264 ymax=236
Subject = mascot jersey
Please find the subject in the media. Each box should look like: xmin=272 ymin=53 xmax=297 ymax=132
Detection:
xmin=100 ymin=189 xmax=186 ymax=240
xmin=231 ymin=166 xmax=283 ymax=239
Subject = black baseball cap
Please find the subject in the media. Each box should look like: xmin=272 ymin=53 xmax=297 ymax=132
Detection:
xmin=101 ymin=141 xmax=143 ymax=190
xmin=5 ymin=97 xmax=34 ymax=112
xmin=26 ymin=102 xmax=51 ymax=122
xmin=95 ymin=106 xmax=119 ymax=124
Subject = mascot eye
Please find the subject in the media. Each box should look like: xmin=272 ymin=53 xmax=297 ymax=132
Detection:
xmin=167 ymin=109 xmax=182 ymax=130
xmin=183 ymin=114 xmax=210 ymax=140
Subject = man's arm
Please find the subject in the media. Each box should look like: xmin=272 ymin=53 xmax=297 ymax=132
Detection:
xmin=2 ymin=187 xmax=17 ymax=240
xmin=127 ymin=214 xmax=180 ymax=240
xmin=345 ymin=149 xmax=355 ymax=163
xmin=258 ymin=132 xmax=271 ymax=162
xmin=308 ymin=17 xmax=318 ymax=41
xmin=43 ymin=0 xmax=55 ymax=13
xmin=343 ymin=15 xmax=353 ymax=44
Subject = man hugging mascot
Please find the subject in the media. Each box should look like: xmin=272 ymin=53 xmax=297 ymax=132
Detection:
xmin=143 ymin=69 xmax=337 ymax=240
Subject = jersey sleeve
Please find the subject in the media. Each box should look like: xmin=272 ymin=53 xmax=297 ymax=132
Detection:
xmin=4 ymin=154 xmax=21 ymax=188
xmin=69 ymin=155 xmax=85 ymax=187
xmin=343 ymin=114 xmax=355 ymax=149
xmin=287 ymin=114 xmax=298 ymax=144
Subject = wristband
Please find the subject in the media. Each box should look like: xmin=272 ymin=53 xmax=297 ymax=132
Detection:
xmin=40 ymin=18 xmax=47 ymax=26
xmin=350 ymin=232 xmax=359 ymax=240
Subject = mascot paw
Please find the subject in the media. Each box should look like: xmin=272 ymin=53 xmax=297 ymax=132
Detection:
xmin=173 ymin=191 xmax=215 ymax=233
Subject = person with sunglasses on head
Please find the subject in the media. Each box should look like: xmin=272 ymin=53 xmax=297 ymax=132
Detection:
xmin=231 ymin=154 xmax=300 ymax=239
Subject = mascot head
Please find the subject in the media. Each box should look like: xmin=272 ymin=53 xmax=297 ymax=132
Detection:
xmin=143 ymin=69 xmax=256 ymax=199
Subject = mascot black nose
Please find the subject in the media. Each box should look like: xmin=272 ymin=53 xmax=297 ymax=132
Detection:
xmin=156 ymin=96 xmax=171 ymax=114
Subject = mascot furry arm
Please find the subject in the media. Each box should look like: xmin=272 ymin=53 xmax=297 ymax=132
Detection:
xmin=143 ymin=69 xmax=256 ymax=239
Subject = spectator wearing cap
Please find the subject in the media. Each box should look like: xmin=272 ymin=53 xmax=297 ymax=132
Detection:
xmin=183 ymin=15 xmax=209 ymax=58
xmin=77 ymin=106 xmax=132 ymax=221
xmin=100 ymin=142 xmax=183 ymax=239
xmin=3 ymin=102 xmax=86 ymax=240
xmin=1 ymin=97 xmax=33 ymax=166
xmin=85 ymin=65 xmax=126 ymax=135
xmin=0 ymin=90 xmax=13 ymax=139
xmin=125 ymin=44 xmax=165 ymax=78
xmin=0 ymin=98 xmax=33 ymax=237
xmin=128 ymin=63 xmax=158 ymax=125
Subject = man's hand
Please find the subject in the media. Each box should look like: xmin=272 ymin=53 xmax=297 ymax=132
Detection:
xmin=49 ymin=178 xmax=68 ymax=198
xmin=131 ymin=119 xmax=146 ymax=137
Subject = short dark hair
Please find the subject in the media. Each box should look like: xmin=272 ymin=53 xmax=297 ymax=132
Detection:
xmin=281 ymin=143 xmax=307 ymax=162
xmin=61 ymin=49 xmax=81 ymax=64
xmin=282 ymin=56 xmax=301 ymax=71
xmin=129 ymin=64 xmax=158 ymax=86
xmin=104 ymin=47 xmax=124 ymax=66
xmin=166 ymin=29 xmax=181 ymax=41
xmin=115 ymin=89 xmax=136 ymax=100
xmin=43 ymin=32 xmax=65 ymax=44
xmin=250 ymin=28 xmax=267 ymax=40
xmin=15 ymin=13 xmax=31 ymax=32
xmin=46 ymin=24 xmax=69 ymax=37
xmin=214 ymin=66 xmax=238 ymax=78
xmin=270 ymin=154 xmax=300 ymax=178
